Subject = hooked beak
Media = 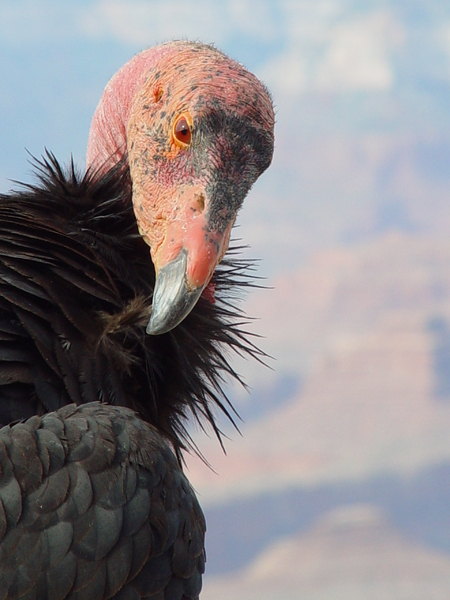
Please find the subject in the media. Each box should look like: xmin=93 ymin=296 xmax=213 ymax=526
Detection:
xmin=144 ymin=191 xmax=234 ymax=335
xmin=147 ymin=249 xmax=205 ymax=334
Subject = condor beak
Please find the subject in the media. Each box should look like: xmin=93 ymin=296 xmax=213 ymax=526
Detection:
xmin=147 ymin=249 xmax=205 ymax=334
xmin=146 ymin=203 xmax=234 ymax=335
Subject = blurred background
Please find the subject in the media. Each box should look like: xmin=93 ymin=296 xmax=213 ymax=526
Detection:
xmin=2 ymin=1 xmax=450 ymax=597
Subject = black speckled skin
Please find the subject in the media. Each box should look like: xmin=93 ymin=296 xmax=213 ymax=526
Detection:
xmin=124 ymin=41 xmax=274 ymax=263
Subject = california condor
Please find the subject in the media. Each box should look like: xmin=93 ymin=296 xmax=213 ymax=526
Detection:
xmin=0 ymin=41 xmax=274 ymax=599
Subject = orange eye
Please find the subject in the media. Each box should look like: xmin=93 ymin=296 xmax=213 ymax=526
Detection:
xmin=173 ymin=115 xmax=192 ymax=147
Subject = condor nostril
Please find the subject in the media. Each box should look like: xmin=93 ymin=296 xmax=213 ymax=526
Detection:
xmin=194 ymin=193 xmax=205 ymax=214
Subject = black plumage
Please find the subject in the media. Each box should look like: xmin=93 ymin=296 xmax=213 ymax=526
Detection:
xmin=0 ymin=156 xmax=261 ymax=599
xmin=0 ymin=403 xmax=205 ymax=599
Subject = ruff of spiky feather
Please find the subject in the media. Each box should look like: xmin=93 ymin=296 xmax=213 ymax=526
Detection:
xmin=0 ymin=152 xmax=266 ymax=462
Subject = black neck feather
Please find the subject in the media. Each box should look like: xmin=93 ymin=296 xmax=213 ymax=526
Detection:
xmin=0 ymin=153 xmax=263 ymax=458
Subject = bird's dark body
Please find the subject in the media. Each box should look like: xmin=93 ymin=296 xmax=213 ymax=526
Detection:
xmin=0 ymin=403 xmax=204 ymax=600
xmin=0 ymin=157 xmax=255 ymax=599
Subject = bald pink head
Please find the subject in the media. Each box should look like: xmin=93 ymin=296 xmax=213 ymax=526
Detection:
xmin=87 ymin=44 xmax=173 ymax=172
xmin=86 ymin=41 xmax=275 ymax=333
xmin=87 ymin=41 xmax=274 ymax=172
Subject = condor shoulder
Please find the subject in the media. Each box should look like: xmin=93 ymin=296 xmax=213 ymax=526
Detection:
xmin=0 ymin=403 xmax=205 ymax=600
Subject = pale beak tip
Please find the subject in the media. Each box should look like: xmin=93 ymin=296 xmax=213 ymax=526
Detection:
xmin=147 ymin=249 xmax=205 ymax=335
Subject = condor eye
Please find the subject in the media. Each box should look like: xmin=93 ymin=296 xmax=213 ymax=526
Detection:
xmin=173 ymin=115 xmax=192 ymax=147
